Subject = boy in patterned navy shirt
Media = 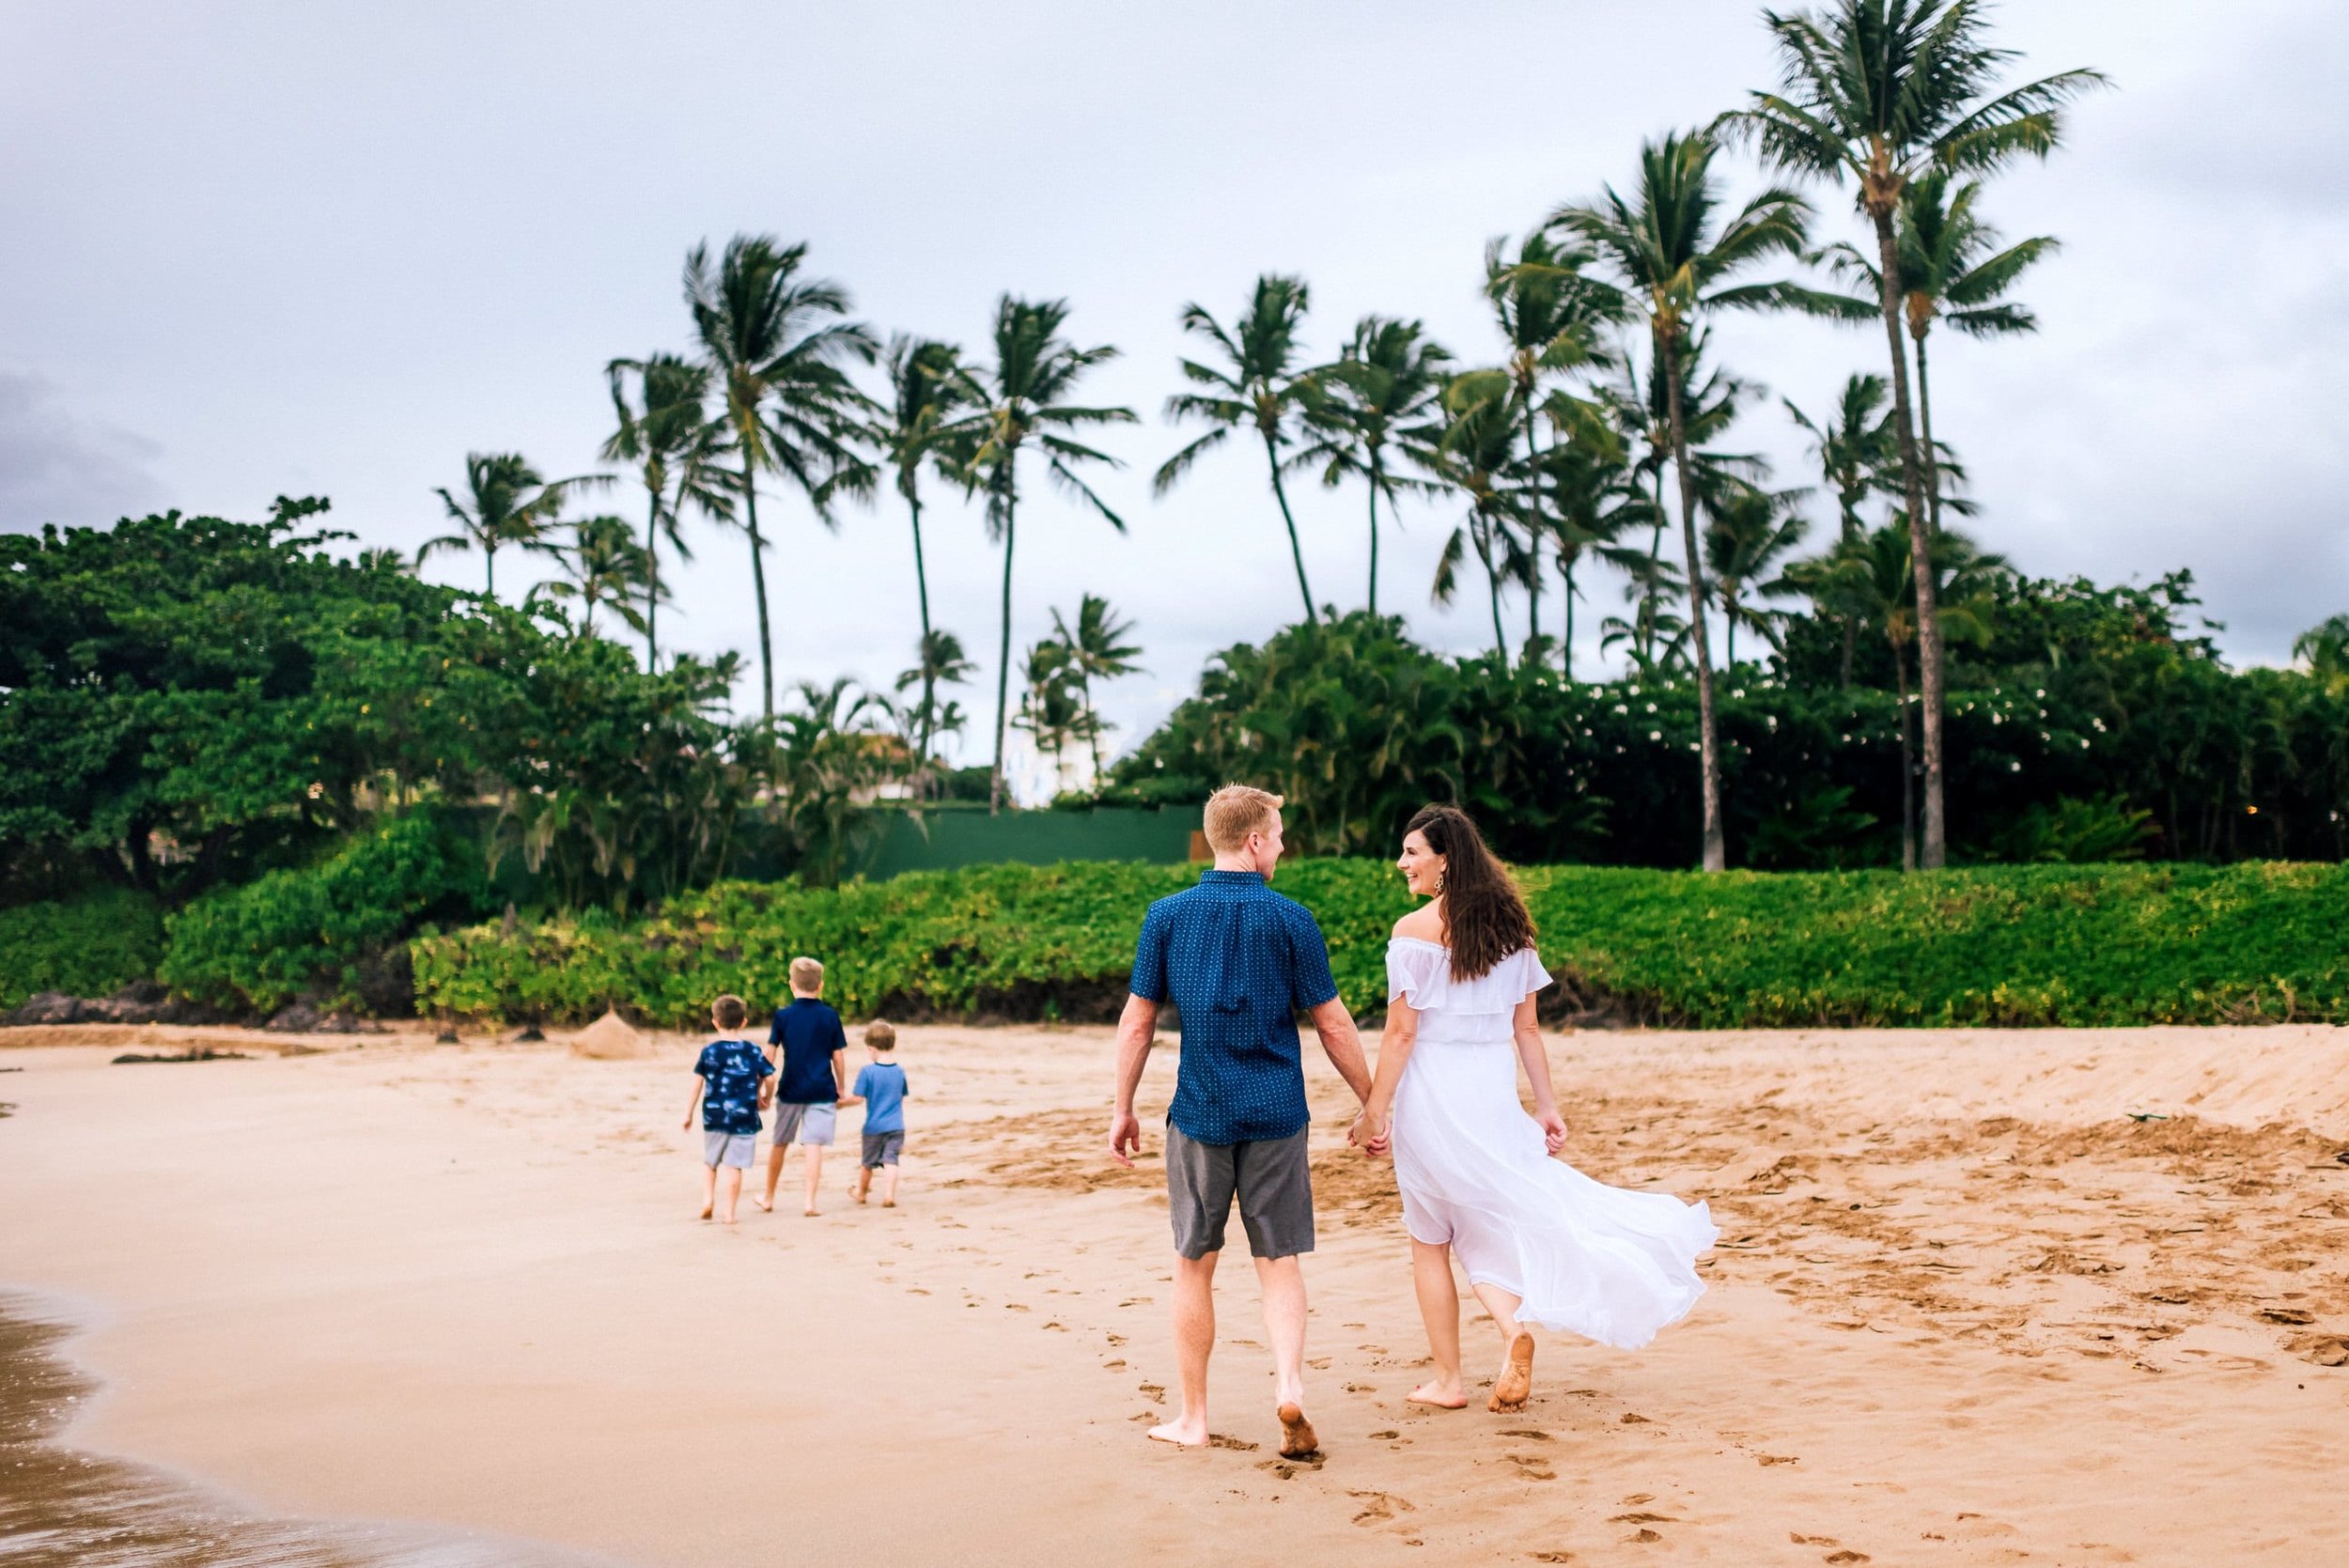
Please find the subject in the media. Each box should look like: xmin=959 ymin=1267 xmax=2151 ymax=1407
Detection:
xmin=683 ymin=994 xmax=772 ymax=1223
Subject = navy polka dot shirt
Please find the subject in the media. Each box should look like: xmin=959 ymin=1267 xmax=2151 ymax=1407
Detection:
xmin=1129 ymin=869 xmax=1340 ymax=1145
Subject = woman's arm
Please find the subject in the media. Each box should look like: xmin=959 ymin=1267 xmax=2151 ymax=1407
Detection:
xmin=1351 ymin=997 xmax=1421 ymax=1157
xmin=1511 ymin=996 xmax=1567 ymax=1154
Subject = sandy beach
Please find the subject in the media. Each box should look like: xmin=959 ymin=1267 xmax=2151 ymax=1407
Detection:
xmin=3 ymin=1018 xmax=2347 ymax=1565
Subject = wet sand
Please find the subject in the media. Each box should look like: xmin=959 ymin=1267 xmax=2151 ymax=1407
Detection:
xmin=3 ymin=1020 xmax=2347 ymax=1564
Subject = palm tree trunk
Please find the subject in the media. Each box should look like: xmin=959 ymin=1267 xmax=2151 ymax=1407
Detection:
xmin=1662 ymin=327 xmax=1726 ymax=874
xmin=1474 ymin=514 xmax=1508 ymax=668
xmin=1914 ymin=329 xmax=1944 ymax=536
xmin=1365 ymin=467 xmax=1381 ymax=616
xmin=1263 ymin=430 xmax=1316 ymax=624
xmin=643 ymin=490 xmax=662 ymax=672
xmin=740 ymin=464 xmax=775 ymax=720
xmin=1893 ymin=639 xmax=1916 ymax=873
xmin=1873 ymin=210 xmax=1946 ymax=869
xmin=1561 ymin=555 xmax=1577 ymax=681
xmin=1520 ymin=410 xmax=1545 ymax=655
xmin=989 ymin=479 xmax=1018 ymax=815
xmin=485 ymin=546 xmax=496 ymax=602
xmin=1725 ymin=590 xmax=1738 ymax=671
xmin=908 ymin=489 xmax=935 ymax=768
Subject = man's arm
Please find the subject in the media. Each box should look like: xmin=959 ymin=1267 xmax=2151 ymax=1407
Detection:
xmin=1307 ymin=997 xmax=1372 ymax=1105
xmin=1107 ymin=993 xmax=1159 ymax=1167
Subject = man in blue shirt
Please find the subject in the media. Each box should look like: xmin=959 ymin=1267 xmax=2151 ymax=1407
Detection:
xmin=1110 ymin=784 xmax=1372 ymax=1461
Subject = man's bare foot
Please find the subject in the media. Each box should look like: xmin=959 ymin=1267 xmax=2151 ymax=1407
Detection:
xmin=1276 ymin=1403 xmax=1319 ymax=1458
xmin=1408 ymin=1381 xmax=1469 ymax=1408
xmin=1488 ymin=1331 xmax=1535 ymax=1412
xmin=1146 ymin=1416 xmax=1208 ymax=1447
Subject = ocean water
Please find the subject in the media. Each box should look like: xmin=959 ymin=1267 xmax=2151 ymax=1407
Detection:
xmin=0 ymin=1299 xmax=608 ymax=1568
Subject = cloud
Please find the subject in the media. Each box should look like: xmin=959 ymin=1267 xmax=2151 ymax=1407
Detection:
xmin=0 ymin=372 xmax=163 ymax=533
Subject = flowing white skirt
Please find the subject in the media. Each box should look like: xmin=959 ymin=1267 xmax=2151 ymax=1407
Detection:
xmin=1392 ymin=1036 xmax=1717 ymax=1349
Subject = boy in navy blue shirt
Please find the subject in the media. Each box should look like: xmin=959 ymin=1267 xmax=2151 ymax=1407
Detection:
xmin=847 ymin=1020 xmax=909 ymax=1208
xmin=683 ymin=994 xmax=772 ymax=1223
xmin=759 ymin=956 xmax=851 ymax=1217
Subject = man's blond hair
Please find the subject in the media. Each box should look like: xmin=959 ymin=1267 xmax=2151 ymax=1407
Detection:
xmin=1203 ymin=784 xmax=1283 ymax=854
xmin=788 ymin=956 xmax=824 ymax=992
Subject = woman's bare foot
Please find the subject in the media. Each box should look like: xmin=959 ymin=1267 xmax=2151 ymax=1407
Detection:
xmin=1147 ymin=1415 xmax=1208 ymax=1447
xmin=1488 ymin=1332 xmax=1535 ymax=1412
xmin=1276 ymin=1403 xmax=1320 ymax=1457
xmin=1407 ymin=1380 xmax=1469 ymax=1408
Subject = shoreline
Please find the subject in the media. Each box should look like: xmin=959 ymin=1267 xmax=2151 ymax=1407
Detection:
xmin=4 ymin=1022 xmax=2346 ymax=1562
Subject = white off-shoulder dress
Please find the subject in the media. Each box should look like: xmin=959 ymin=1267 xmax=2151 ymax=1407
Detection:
xmin=1387 ymin=937 xmax=1717 ymax=1349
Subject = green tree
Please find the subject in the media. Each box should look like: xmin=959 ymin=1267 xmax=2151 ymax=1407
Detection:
xmin=770 ymin=677 xmax=898 ymax=887
xmin=1548 ymin=130 xmax=1814 ymax=871
xmin=2297 ymin=615 xmax=2349 ymax=696
xmin=1154 ymin=274 xmax=1321 ymax=622
xmin=1296 ymin=316 xmax=1450 ymax=615
xmin=1014 ymin=636 xmax=1088 ymax=795
xmin=1724 ymin=0 xmax=2105 ymax=866
xmin=601 ymin=352 xmax=736 ymax=672
xmin=1785 ymin=373 xmax=1898 ymax=545
xmin=1050 ymin=593 xmax=1143 ymax=785
xmin=1484 ymin=233 xmax=1621 ymax=655
xmin=1529 ymin=391 xmax=1652 ymax=677
xmin=684 ymin=235 xmax=877 ymax=717
xmin=967 ymin=296 xmax=1136 ymax=814
xmin=1410 ymin=370 xmax=1529 ymax=667
xmin=1817 ymin=170 xmax=2058 ymax=532
xmin=421 ymin=453 xmax=583 ymax=601
xmin=894 ymin=628 xmax=976 ymax=785
xmin=1703 ymin=482 xmax=1810 ymax=668
xmin=533 ymin=514 xmax=657 ymax=639
xmin=875 ymin=335 xmax=982 ymax=765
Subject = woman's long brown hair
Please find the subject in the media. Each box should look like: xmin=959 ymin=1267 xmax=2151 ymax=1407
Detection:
xmin=1405 ymin=804 xmax=1535 ymax=981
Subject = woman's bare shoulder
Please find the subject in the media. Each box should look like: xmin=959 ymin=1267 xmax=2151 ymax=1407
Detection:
xmin=1391 ymin=905 xmax=1444 ymax=942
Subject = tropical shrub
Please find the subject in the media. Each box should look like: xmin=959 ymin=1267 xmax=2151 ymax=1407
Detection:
xmin=161 ymin=810 xmax=492 ymax=1016
xmin=0 ymin=890 xmax=166 ymax=1011
xmin=412 ymin=858 xmax=2349 ymax=1030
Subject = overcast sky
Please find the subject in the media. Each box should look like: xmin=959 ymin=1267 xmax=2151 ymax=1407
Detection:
xmin=5 ymin=0 xmax=2343 ymax=799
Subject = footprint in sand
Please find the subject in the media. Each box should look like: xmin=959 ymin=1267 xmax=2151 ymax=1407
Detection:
xmin=1824 ymin=1555 xmax=1871 ymax=1564
xmin=1508 ymin=1452 xmax=1557 ymax=1482
xmin=1504 ymin=1430 xmax=1553 ymax=1442
xmin=1347 ymin=1489 xmax=1415 ymax=1529
xmin=1138 ymin=1382 xmax=1165 ymax=1404
xmin=1206 ymin=1434 xmax=1258 ymax=1452
xmin=1610 ymin=1512 xmax=1678 ymax=1525
xmin=1756 ymin=1452 xmax=1799 ymax=1466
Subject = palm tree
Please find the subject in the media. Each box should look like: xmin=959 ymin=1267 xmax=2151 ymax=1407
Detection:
xmin=1548 ymin=130 xmax=1814 ymax=872
xmin=1817 ymin=170 xmax=2058 ymax=531
xmin=1014 ymin=636 xmax=1087 ymax=796
xmin=894 ymin=627 xmax=977 ymax=781
xmin=1295 ymin=316 xmax=1450 ymax=614
xmin=1787 ymin=520 xmax=2006 ymax=868
xmin=2296 ymin=615 xmax=2349 ymax=695
xmin=534 ymin=514 xmax=657 ymax=638
xmin=967 ymin=296 xmax=1136 ymax=814
xmin=1409 ymin=370 xmax=1528 ymax=666
xmin=1702 ymin=482 xmax=1810 ymax=668
xmin=601 ymin=353 xmax=736 ymax=671
xmin=421 ymin=452 xmax=585 ymax=600
xmin=875 ymin=335 xmax=983 ymax=753
xmin=684 ymin=235 xmax=878 ymax=717
xmin=1484 ymin=233 xmax=1621 ymax=655
xmin=1785 ymin=373 xmax=1898 ymax=544
xmin=1723 ymin=0 xmax=2106 ymax=868
xmin=1155 ymin=274 xmax=1320 ymax=622
xmin=1529 ymin=391 xmax=1652 ymax=676
xmin=1050 ymin=593 xmax=1143 ymax=785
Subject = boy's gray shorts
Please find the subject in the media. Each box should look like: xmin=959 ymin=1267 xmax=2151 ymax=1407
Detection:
xmin=1163 ymin=1123 xmax=1314 ymax=1261
xmin=702 ymin=1132 xmax=756 ymax=1169
xmin=769 ymin=1101 xmax=836 ymax=1147
xmin=861 ymin=1130 xmax=905 ymax=1169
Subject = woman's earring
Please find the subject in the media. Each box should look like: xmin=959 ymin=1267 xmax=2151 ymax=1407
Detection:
xmin=1435 ymin=870 xmax=1447 ymax=894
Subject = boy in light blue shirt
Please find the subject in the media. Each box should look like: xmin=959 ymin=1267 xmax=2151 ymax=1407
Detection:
xmin=847 ymin=1020 xmax=909 ymax=1208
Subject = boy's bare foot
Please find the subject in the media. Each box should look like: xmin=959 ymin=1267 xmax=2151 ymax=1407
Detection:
xmin=802 ymin=1205 xmax=820 ymax=1217
xmin=850 ymin=1185 xmax=868 ymax=1205
xmin=1276 ymin=1403 xmax=1319 ymax=1458
xmin=880 ymin=1198 xmax=895 ymax=1208
xmin=751 ymin=1197 xmax=772 ymax=1213
xmin=1408 ymin=1381 xmax=1469 ymax=1408
xmin=696 ymin=1203 xmax=713 ymax=1221
xmin=1146 ymin=1415 xmax=1208 ymax=1447
xmin=1488 ymin=1332 xmax=1535 ymax=1412
xmin=719 ymin=1215 xmax=737 ymax=1225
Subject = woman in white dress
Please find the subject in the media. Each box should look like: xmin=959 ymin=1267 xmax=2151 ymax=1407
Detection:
xmin=1350 ymin=805 xmax=1717 ymax=1412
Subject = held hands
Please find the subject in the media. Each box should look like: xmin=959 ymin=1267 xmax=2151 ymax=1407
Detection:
xmin=1347 ymin=1106 xmax=1392 ymax=1159
xmin=1535 ymin=1107 xmax=1568 ymax=1156
xmin=1107 ymin=1109 xmax=1143 ymax=1169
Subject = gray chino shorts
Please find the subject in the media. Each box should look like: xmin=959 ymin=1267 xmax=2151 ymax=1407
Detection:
xmin=1164 ymin=1123 xmax=1315 ymax=1261
xmin=769 ymin=1101 xmax=836 ymax=1147
xmin=702 ymin=1131 xmax=757 ymax=1169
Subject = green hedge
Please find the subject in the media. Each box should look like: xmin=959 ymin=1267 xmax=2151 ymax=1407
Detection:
xmin=162 ymin=810 xmax=490 ymax=1016
xmin=0 ymin=890 xmax=165 ymax=1011
xmin=410 ymin=859 xmax=2349 ymax=1030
